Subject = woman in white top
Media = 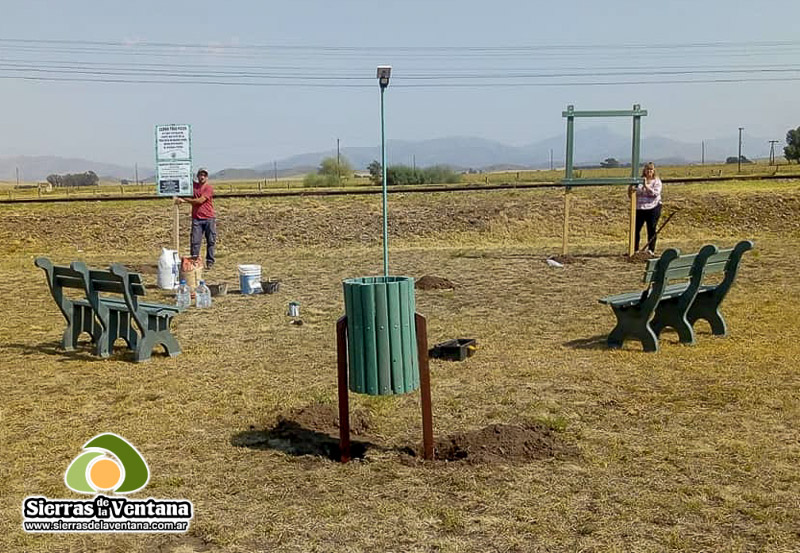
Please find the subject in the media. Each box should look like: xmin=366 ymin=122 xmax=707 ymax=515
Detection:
xmin=629 ymin=161 xmax=663 ymax=254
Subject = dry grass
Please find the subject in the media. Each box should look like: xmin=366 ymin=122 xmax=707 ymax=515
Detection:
xmin=1 ymin=179 xmax=799 ymax=552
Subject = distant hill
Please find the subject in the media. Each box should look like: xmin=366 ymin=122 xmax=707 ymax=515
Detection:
xmin=2 ymin=129 xmax=776 ymax=183
xmin=259 ymin=128 xmax=774 ymax=174
xmin=0 ymin=156 xmax=151 ymax=182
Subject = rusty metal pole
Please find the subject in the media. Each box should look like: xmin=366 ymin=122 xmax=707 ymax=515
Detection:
xmin=336 ymin=316 xmax=351 ymax=463
xmin=415 ymin=313 xmax=434 ymax=460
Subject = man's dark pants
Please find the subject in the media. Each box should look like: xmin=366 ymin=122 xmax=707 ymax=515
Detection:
xmin=190 ymin=218 xmax=216 ymax=268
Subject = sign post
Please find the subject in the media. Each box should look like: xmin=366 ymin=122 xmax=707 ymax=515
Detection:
xmin=155 ymin=124 xmax=192 ymax=252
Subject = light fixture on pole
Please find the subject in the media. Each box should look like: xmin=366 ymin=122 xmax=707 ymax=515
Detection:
xmin=738 ymin=127 xmax=744 ymax=173
xmin=377 ymin=65 xmax=392 ymax=276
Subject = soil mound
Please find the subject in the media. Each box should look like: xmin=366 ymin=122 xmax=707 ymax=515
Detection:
xmin=415 ymin=275 xmax=456 ymax=290
xmin=432 ymin=423 xmax=571 ymax=464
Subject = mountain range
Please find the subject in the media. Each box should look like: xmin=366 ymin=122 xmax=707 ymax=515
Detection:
xmin=0 ymin=127 xmax=777 ymax=182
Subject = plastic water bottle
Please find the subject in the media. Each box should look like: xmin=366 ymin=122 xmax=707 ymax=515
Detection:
xmin=175 ymin=280 xmax=191 ymax=309
xmin=195 ymin=281 xmax=212 ymax=309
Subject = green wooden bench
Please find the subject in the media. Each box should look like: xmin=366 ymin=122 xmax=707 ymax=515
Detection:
xmin=35 ymin=258 xmax=183 ymax=362
xmin=598 ymin=240 xmax=753 ymax=352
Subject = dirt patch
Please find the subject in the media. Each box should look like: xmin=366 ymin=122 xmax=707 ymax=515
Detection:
xmin=415 ymin=275 xmax=457 ymax=290
xmin=625 ymin=251 xmax=656 ymax=263
xmin=128 ymin=262 xmax=159 ymax=275
xmin=547 ymin=255 xmax=579 ymax=265
xmin=279 ymin=403 xmax=370 ymax=436
xmin=428 ymin=423 xmax=574 ymax=464
xmin=231 ymin=404 xmax=373 ymax=460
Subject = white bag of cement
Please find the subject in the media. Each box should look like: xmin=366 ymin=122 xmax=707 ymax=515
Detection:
xmin=157 ymin=248 xmax=180 ymax=289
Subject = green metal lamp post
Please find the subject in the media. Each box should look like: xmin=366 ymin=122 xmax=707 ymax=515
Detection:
xmin=335 ymin=66 xmax=434 ymax=463
xmin=378 ymin=65 xmax=391 ymax=276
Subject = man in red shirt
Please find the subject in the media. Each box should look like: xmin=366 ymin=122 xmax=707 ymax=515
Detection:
xmin=174 ymin=168 xmax=216 ymax=269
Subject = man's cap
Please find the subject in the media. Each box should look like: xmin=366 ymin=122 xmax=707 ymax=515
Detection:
xmin=196 ymin=167 xmax=209 ymax=176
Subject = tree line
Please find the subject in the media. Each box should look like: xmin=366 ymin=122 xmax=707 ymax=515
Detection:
xmin=46 ymin=171 xmax=99 ymax=187
xmin=303 ymin=157 xmax=461 ymax=187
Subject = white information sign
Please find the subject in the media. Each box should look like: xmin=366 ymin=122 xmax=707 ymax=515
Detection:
xmin=156 ymin=123 xmax=192 ymax=197
xmin=156 ymin=124 xmax=191 ymax=161
xmin=157 ymin=160 xmax=193 ymax=196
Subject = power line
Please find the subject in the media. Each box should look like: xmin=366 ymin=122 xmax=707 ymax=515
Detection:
xmin=3 ymin=73 xmax=800 ymax=88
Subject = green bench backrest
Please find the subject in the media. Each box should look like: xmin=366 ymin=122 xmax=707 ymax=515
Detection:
xmin=51 ymin=265 xmax=145 ymax=296
xmin=87 ymin=269 xmax=146 ymax=297
xmin=52 ymin=266 xmax=89 ymax=291
xmin=643 ymin=248 xmax=733 ymax=284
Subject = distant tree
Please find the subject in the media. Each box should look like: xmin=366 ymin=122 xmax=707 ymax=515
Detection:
xmin=303 ymin=156 xmax=353 ymax=188
xmin=367 ymin=160 xmax=382 ymax=185
xmin=45 ymin=171 xmax=98 ymax=187
xmin=420 ymin=165 xmax=460 ymax=184
xmin=318 ymin=156 xmax=353 ymax=181
xmin=302 ymin=173 xmax=327 ymax=188
xmin=785 ymin=127 xmax=800 ymax=163
xmin=385 ymin=164 xmax=460 ymax=186
xmin=600 ymin=157 xmax=620 ymax=168
xmin=725 ymin=155 xmax=752 ymax=164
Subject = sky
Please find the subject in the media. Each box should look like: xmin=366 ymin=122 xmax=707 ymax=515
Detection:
xmin=1 ymin=0 xmax=799 ymax=170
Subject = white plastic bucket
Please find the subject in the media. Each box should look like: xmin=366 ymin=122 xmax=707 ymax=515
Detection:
xmin=238 ymin=264 xmax=262 ymax=294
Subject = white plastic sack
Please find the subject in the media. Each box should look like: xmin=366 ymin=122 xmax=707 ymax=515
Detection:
xmin=157 ymin=248 xmax=180 ymax=289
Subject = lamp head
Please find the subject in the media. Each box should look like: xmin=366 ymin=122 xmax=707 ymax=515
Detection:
xmin=377 ymin=65 xmax=392 ymax=89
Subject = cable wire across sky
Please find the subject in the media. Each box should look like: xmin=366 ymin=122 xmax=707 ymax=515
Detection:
xmin=2 ymin=37 xmax=800 ymax=89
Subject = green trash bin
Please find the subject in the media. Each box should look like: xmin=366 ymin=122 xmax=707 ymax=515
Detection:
xmin=343 ymin=276 xmax=419 ymax=395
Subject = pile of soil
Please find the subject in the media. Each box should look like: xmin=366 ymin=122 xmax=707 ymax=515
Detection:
xmin=415 ymin=275 xmax=457 ymax=290
xmin=431 ymin=423 xmax=572 ymax=464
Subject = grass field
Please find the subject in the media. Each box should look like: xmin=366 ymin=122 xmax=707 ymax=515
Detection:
xmin=1 ymin=178 xmax=799 ymax=552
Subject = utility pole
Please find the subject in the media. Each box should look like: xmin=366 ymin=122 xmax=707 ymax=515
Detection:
xmin=135 ymin=163 xmax=139 ymax=185
xmin=550 ymin=148 xmax=554 ymax=170
xmin=738 ymin=127 xmax=744 ymax=173
xmin=273 ymin=161 xmax=278 ymax=182
xmin=336 ymin=138 xmax=341 ymax=185
xmin=412 ymin=154 xmax=416 ymax=172
xmin=16 ymin=167 xmax=19 ymax=185
xmin=701 ymin=141 xmax=705 ymax=165
xmin=768 ymin=140 xmax=779 ymax=165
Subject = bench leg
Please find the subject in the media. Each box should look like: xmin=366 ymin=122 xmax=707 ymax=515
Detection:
xmin=687 ymin=292 xmax=727 ymax=337
xmin=651 ymin=298 xmax=696 ymax=345
xmin=134 ymin=316 xmax=181 ymax=362
xmin=62 ymin=325 xmax=78 ymax=352
xmin=65 ymin=304 xmax=97 ymax=351
xmin=607 ymin=307 xmax=660 ymax=352
xmin=157 ymin=331 xmax=182 ymax=358
xmin=638 ymin=325 xmax=659 ymax=352
xmin=134 ymin=334 xmax=157 ymax=363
